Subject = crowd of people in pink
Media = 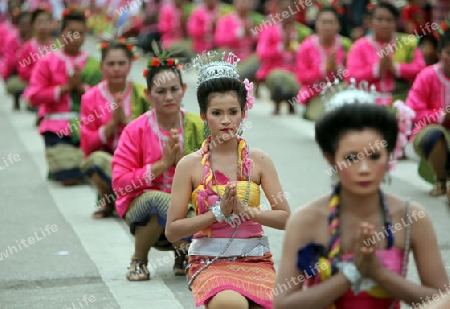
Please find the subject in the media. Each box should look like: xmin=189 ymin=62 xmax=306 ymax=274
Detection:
xmin=2 ymin=0 xmax=450 ymax=308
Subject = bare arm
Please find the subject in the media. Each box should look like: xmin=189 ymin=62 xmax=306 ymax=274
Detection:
xmin=274 ymin=206 xmax=351 ymax=309
xmin=370 ymin=203 xmax=449 ymax=306
xmin=165 ymin=155 xmax=216 ymax=243
xmin=249 ymin=149 xmax=290 ymax=230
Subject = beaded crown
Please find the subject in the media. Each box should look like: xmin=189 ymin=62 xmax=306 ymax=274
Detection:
xmin=322 ymin=78 xmax=382 ymax=112
xmin=193 ymin=51 xmax=241 ymax=89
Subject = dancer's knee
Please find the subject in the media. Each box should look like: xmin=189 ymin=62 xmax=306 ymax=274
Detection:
xmin=207 ymin=290 xmax=249 ymax=309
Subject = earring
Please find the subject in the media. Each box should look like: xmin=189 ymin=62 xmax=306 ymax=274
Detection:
xmin=237 ymin=122 xmax=244 ymax=136
xmin=203 ymin=120 xmax=209 ymax=140
xmin=384 ymin=164 xmax=392 ymax=185
xmin=331 ymin=172 xmax=339 ymax=189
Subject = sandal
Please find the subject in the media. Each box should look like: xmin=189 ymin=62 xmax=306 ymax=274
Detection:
xmin=92 ymin=207 xmax=114 ymax=219
xmin=430 ymin=180 xmax=447 ymax=196
xmin=126 ymin=259 xmax=150 ymax=281
xmin=173 ymin=251 xmax=187 ymax=276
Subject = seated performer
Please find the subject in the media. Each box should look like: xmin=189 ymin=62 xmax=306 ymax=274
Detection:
xmin=346 ymin=1 xmax=425 ymax=106
xmin=166 ymin=51 xmax=291 ymax=309
xmin=0 ymin=0 xmax=22 ymax=58
xmin=111 ymin=52 xmax=204 ymax=281
xmin=80 ymin=39 xmax=150 ymax=219
xmin=215 ymin=0 xmax=260 ymax=81
xmin=187 ymin=0 xmax=222 ymax=54
xmin=256 ymin=0 xmax=311 ymax=115
xmin=19 ymin=5 xmax=54 ymax=120
xmin=26 ymin=7 xmax=103 ymax=186
xmin=274 ymin=102 xmax=448 ymax=309
xmin=297 ymin=6 xmax=352 ymax=121
xmin=158 ymin=0 xmax=194 ymax=61
xmin=406 ymin=23 xmax=450 ymax=196
xmin=2 ymin=10 xmax=32 ymax=110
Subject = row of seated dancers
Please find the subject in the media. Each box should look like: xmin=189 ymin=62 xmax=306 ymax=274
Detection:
xmin=2 ymin=0 xmax=446 ymax=196
xmin=1 ymin=2 xmax=450 ymax=308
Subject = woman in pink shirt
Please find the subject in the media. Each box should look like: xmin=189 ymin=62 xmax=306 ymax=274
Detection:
xmin=79 ymin=39 xmax=150 ymax=219
xmin=297 ymin=6 xmax=352 ymax=121
xmin=215 ymin=0 xmax=259 ymax=81
xmin=111 ymin=52 xmax=204 ymax=281
xmin=406 ymin=25 xmax=450 ymax=196
xmin=187 ymin=0 xmax=221 ymax=53
xmin=3 ymin=10 xmax=32 ymax=110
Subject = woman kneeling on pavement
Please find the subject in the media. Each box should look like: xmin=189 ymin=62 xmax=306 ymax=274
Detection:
xmin=80 ymin=38 xmax=150 ymax=219
xmin=111 ymin=52 xmax=204 ymax=281
xmin=274 ymin=103 xmax=448 ymax=309
xmin=166 ymin=51 xmax=291 ymax=309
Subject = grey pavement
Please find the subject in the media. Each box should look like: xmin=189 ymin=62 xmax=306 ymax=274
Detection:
xmin=0 ymin=36 xmax=449 ymax=309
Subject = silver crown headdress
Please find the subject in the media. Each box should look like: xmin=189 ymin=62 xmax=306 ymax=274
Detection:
xmin=193 ymin=51 xmax=241 ymax=89
xmin=322 ymin=78 xmax=384 ymax=112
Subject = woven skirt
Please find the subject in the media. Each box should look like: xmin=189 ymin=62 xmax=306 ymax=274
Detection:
xmin=265 ymin=69 xmax=300 ymax=102
xmin=43 ymin=132 xmax=85 ymax=182
xmin=187 ymin=252 xmax=275 ymax=308
xmin=80 ymin=150 xmax=113 ymax=186
xmin=237 ymin=53 xmax=260 ymax=81
xmin=412 ymin=124 xmax=450 ymax=184
xmin=6 ymin=75 xmax=27 ymax=95
xmin=125 ymin=191 xmax=195 ymax=249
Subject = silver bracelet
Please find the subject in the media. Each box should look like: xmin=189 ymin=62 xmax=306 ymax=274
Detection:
xmin=210 ymin=202 xmax=225 ymax=223
xmin=336 ymin=262 xmax=363 ymax=294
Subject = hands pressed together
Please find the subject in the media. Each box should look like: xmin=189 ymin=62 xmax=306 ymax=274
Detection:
xmin=219 ymin=182 xmax=250 ymax=219
xmin=63 ymin=65 xmax=85 ymax=95
xmin=161 ymin=129 xmax=183 ymax=168
xmin=352 ymin=222 xmax=383 ymax=280
xmin=112 ymin=93 xmax=129 ymax=126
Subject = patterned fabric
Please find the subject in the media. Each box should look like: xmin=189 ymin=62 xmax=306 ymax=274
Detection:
xmin=265 ymin=69 xmax=300 ymax=101
xmin=187 ymin=252 xmax=275 ymax=309
xmin=43 ymin=132 xmax=85 ymax=182
xmin=80 ymin=150 xmax=113 ymax=185
xmin=412 ymin=124 xmax=450 ymax=184
xmin=237 ymin=53 xmax=260 ymax=81
xmin=188 ymin=136 xmax=274 ymax=308
xmin=6 ymin=75 xmax=27 ymax=95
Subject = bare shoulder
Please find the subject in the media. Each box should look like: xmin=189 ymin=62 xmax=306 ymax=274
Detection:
xmin=286 ymin=195 xmax=330 ymax=236
xmin=385 ymin=194 xmax=429 ymax=220
xmin=178 ymin=150 xmax=203 ymax=169
xmin=248 ymin=148 xmax=272 ymax=163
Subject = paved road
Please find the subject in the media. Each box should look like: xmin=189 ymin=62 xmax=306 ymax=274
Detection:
xmin=0 ymin=36 xmax=449 ymax=309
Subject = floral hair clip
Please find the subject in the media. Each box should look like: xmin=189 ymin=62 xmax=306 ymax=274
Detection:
xmin=366 ymin=2 xmax=375 ymax=11
xmin=98 ymin=37 xmax=139 ymax=61
xmin=435 ymin=20 xmax=450 ymax=39
xmin=34 ymin=4 xmax=51 ymax=12
xmin=142 ymin=41 xmax=181 ymax=78
xmin=62 ymin=6 xmax=87 ymax=18
xmin=243 ymin=79 xmax=255 ymax=118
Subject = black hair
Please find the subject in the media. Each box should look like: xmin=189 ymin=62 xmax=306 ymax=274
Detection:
xmin=420 ymin=34 xmax=438 ymax=49
xmin=101 ymin=43 xmax=133 ymax=62
xmin=31 ymin=8 xmax=51 ymax=24
xmin=438 ymin=30 xmax=450 ymax=51
xmin=61 ymin=11 xmax=86 ymax=32
xmin=197 ymin=78 xmax=246 ymax=114
xmin=317 ymin=7 xmax=341 ymax=21
xmin=146 ymin=65 xmax=184 ymax=90
xmin=315 ymin=103 xmax=398 ymax=158
xmin=372 ymin=1 xmax=400 ymax=19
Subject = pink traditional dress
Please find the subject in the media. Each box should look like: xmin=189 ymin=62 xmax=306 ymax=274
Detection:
xmin=255 ymin=24 xmax=300 ymax=109
xmin=111 ymin=108 xmax=203 ymax=240
xmin=406 ymin=63 xmax=450 ymax=185
xmin=0 ymin=19 xmax=13 ymax=57
xmin=79 ymin=80 xmax=150 ymax=187
xmin=187 ymin=137 xmax=275 ymax=309
xmin=215 ymin=12 xmax=259 ymax=80
xmin=159 ymin=2 xmax=184 ymax=49
xmin=1 ymin=27 xmax=20 ymax=81
xmin=26 ymin=50 xmax=103 ymax=182
xmin=346 ymin=33 xmax=426 ymax=105
xmin=187 ymin=3 xmax=220 ymax=53
xmin=296 ymin=34 xmax=352 ymax=120
xmin=158 ymin=2 xmax=193 ymax=59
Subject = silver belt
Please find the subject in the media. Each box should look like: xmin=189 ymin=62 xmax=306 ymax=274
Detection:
xmin=188 ymin=236 xmax=270 ymax=257
xmin=44 ymin=112 xmax=79 ymax=120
